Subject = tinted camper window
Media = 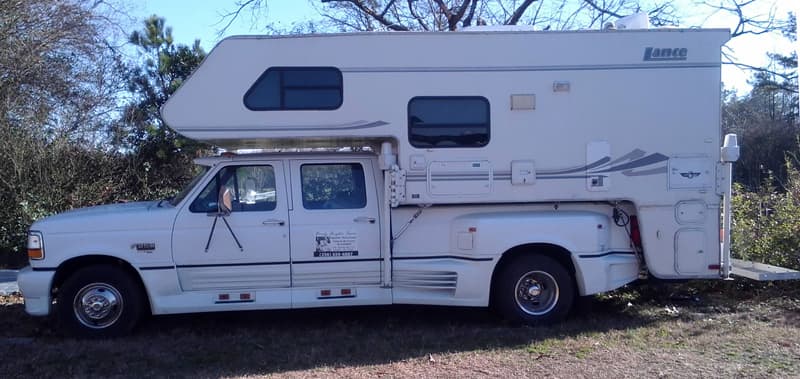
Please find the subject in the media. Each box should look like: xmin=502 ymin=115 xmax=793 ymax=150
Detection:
xmin=244 ymin=67 xmax=342 ymax=110
xmin=408 ymin=97 xmax=490 ymax=148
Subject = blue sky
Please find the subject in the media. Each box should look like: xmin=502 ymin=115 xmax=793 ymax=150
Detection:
xmin=132 ymin=0 xmax=798 ymax=93
xmin=134 ymin=0 xmax=314 ymax=48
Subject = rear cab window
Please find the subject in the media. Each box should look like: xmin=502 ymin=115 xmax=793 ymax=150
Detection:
xmin=300 ymin=163 xmax=367 ymax=210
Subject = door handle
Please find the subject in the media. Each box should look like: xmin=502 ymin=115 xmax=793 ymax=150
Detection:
xmin=262 ymin=219 xmax=286 ymax=226
xmin=353 ymin=216 xmax=376 ymax=224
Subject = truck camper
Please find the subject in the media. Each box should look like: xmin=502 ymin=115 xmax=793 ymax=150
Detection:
xmin=18 ymin=26 xmax=800 ymax=337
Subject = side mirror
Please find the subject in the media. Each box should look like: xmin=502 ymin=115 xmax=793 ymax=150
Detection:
xmin=218 ymin=186 xmax=233 ymax=216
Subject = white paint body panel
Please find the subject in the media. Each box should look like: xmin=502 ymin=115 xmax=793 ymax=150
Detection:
xmin=172 ymin=160 xmax=291 ymax=293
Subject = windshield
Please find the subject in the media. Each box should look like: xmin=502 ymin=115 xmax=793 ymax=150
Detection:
xmin=169 ymin=166 xmax=210 ymax=206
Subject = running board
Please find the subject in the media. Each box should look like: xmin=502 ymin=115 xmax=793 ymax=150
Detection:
xmin=731 ymin=259 xmax=800 ymax=281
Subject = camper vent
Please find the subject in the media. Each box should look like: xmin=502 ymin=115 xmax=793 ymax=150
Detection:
xmin=510 ymin=94 xmax=536 ymax=110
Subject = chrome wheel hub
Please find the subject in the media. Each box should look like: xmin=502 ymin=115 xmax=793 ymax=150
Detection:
xmin=527 ymin=284 xmax=542 ymax=297
xmin=73 ymin=283 xmax=123 ymax=329
xmin=514 ymin=271 xmax=559 ymax=316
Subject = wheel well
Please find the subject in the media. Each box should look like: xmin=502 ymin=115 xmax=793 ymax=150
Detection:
xmin=51 ymin=255 xmax=151 ymax=314
xmin=490 ymin=243 xmax=577 ymax=304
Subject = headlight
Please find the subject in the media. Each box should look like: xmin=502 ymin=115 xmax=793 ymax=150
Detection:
xmin=27 ymin=231 xmax=44 ymax=260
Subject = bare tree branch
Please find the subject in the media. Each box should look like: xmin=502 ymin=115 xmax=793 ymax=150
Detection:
xmin=723 ymin=60 xmax=798 ymax=94
xmin=431 ymin=0 xmax=451 ymax=18
xmin=379 ymin=0 xmax=398 ymax=17
xmin=505 ymin=0 xmax=538 ymax=25
xmin=430 ymin=0 xmax=465 ymax=30
xmin=452 ymin=0 xmax=472 ymax=22
xmin=322 ymin=0 xmax=409 ymax=30
xmin=407 ymin=0 xmax=430 ymax=30
xmin=462 ymin=0 xmax=479 ymax=27
xmin=581 ymin=0 xmax=623 ymax=19
xmin=703 ymin=0 xmax=780 ymax=38
xmin=217 ymin=0 xmax=261 ymax=36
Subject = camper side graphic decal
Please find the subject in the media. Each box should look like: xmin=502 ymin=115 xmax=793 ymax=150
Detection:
xmin=177 ymin=120 xmax=389 ymax=133
xmin=538 ymin=149 xmax=668 ymax=180
xmin=405 ymin=149 xmax=668 ymax=184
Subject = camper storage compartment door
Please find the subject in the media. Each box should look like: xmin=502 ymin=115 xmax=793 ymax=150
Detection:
xmin=428 ymin=160 xmax=492 ymax=196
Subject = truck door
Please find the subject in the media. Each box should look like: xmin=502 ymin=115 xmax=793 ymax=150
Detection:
xmin=172 ymin=162 xmax=291 ymax=295
xmin=288 ymin=159 xmax=382 ymax=291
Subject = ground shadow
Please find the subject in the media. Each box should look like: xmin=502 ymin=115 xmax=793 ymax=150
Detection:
xmin=0 ymin=291 xmax=667 ymax=377
xmin=2 ymin=281 xmax=795 ymax=377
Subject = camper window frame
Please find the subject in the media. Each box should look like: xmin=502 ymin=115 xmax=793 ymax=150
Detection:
xmin=243 ymin=66 xmax=343 ymax=111
xmin=407 ymin=96 xmax=491 ymax=149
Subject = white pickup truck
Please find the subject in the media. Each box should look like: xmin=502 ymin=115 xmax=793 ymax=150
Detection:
xmin=19 ymin=151 xmax=645 ymax=337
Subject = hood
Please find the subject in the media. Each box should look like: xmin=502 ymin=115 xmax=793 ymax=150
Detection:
xmin=31 ymin=201 xmax=178 ymax=234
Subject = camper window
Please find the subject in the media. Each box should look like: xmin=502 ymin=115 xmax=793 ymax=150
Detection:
xmin=408 ymin=96 xmax=490 ymax=148
xmin=244 ymin=67 xmax=342 ymax=111
xmin=301 ymin=163 xmax=367 ymax=210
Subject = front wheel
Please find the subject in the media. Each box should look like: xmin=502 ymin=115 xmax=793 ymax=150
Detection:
xmin=57 ymin=264 xmax=144 ymax=338
xmin=493 ymin=255 xmax=575 ymax=325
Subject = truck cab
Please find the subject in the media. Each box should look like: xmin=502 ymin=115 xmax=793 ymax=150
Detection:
xmin=20 ymin=152 xmax=398 ymax=335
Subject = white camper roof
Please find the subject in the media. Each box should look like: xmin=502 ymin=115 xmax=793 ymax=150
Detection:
xmin=162 ymin=28 xmax=729 ymax=149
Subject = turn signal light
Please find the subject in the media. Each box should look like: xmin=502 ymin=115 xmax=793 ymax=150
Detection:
xmin=28 ymin=248 xmax=43 ymax=260
xmin=27 ymin=232 xmax=44 ymax=260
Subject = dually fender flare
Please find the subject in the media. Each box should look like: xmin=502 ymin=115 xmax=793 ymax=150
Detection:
xmin=489 ymin=241 xmax=588 ymax=296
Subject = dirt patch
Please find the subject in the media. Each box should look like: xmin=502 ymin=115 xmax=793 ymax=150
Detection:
xmin=0 ymin=282 xmax=798 ymax=378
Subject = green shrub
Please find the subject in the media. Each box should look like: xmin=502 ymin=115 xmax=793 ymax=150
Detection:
xmin=732 ymin=160 xmax=800 ymax=270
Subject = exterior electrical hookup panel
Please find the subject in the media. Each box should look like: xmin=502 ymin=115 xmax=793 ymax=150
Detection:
xmin=587 ymin=141 xmax=611 ymax=191
xmin=511 ymin=161 xmax=535 ymax=185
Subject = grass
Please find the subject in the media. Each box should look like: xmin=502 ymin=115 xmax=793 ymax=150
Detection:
xmin=0 ymin=281 xmax=798 ymax=378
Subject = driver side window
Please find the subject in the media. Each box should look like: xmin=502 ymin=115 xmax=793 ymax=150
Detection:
xmin=190 ymin=165 xmax=277 ymax=213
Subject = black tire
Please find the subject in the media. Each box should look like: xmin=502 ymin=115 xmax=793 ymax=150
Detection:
xmin=57 ymin=264 xmax=144 ymax=338
xmin=492 ymin=255 xmax=575 ymax=325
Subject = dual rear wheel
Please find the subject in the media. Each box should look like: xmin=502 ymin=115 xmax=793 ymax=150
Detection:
xmin=493 ymin=255 xmax=575 ymax=325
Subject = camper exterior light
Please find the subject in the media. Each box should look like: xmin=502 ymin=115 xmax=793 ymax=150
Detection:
xmin=721 ymin=134 xmax=740 ymax=163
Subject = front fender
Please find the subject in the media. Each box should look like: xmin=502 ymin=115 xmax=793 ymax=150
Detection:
xmin=37 ymin=230 xmax=174 ymax=270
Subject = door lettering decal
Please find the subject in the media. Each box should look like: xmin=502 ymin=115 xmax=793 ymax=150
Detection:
xmin=314 ymin=231 xmax=359 ymax=257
